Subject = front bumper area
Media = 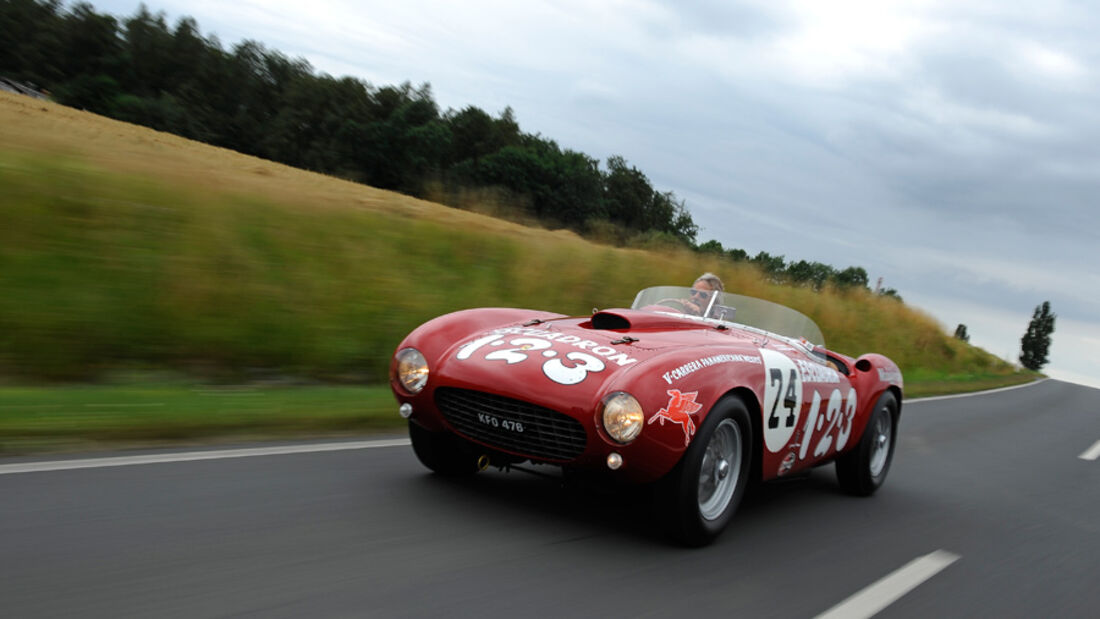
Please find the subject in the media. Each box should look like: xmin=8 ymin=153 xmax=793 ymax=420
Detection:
xmin=434 ymin=387 xmax=587 ymax=462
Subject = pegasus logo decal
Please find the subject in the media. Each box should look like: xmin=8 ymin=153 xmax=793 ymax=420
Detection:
xmin=649 ymin=389 xmax=702 ymax=446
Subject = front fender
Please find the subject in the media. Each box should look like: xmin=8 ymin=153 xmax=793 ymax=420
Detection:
xmin=389 ymin=308 xmax=564 ymax=430
xmin=394 ymin=308 xmax=566 ymax=362
xmin=596 ymin=347 xmax=767 ymax=482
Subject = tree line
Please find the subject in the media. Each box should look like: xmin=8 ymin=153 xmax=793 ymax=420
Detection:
xmin=3 ymin=0 xmax=888 ymax=294
xmin=696 ymin=241 xmax=901 ymax=296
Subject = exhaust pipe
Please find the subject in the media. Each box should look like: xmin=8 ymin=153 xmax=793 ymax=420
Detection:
xmin=476 ymin=454 xmax=491 ymax=472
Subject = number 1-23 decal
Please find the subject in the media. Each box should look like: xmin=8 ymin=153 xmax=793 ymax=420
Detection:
xmin=456 ymin=334 xmax=605 ymax=386
xmin=798 ymin=387 xmax=857 ymax=461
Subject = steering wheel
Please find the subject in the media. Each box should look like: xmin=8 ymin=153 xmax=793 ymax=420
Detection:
xmin=654 ymin=298 xmax=688 ymax=310
xmin=654 ymin=298 xmax=704 ymax=315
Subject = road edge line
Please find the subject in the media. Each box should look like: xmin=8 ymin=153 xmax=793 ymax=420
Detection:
xmin=906 ymin=378 xmax=1047 ymax=404
xmin=0 ymin=438 xmax=411 ymax=475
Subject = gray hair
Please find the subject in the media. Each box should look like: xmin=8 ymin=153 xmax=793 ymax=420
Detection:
xmin=694 ymin=272 xmax=724 ymax=293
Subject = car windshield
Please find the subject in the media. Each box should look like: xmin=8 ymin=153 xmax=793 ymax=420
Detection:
xmin=630 ymin=286 xmax=826 ymax=347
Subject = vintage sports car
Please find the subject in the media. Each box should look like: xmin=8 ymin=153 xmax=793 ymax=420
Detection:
xmin=390 ymin=286 xmax=903 ymax=545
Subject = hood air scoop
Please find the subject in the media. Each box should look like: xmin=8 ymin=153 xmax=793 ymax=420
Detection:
xmin=588 ymin=309 xmax=705 ymax=331
xmin=590 ymin=311 xmax=632 ymax=330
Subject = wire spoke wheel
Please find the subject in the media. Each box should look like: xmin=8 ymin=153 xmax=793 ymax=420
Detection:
xmin=836 ymin=391 xmax=898 ymax=496
xmin=868 ymin=410 xmax=892 ymax=478
xmin=697 ymin=418 xmax=741 ymax=521
xmin=659 ymin=396 xmax=752 ymax=546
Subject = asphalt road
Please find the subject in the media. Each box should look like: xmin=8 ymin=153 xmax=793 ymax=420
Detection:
xmin=2 ymin=379 xmax=1098 ymax=618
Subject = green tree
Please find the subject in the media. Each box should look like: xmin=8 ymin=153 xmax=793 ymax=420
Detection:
xmin=652 ymin=190 xmax=697 ymax=243
xmin=1019 ymin=301 xmax=1055 ymax=371
xmin=833 ymin=266 xmax=869 ymax=289
xmin=603 ymin=155 xmax=653 ymax=231
xmin=787 ymin=260 xmax=835 ymax=291
xmin=878 ymin=288 xmax=902 ymax=301
xmin=119 ymin=5 xmax=173 ymax=96
xmin=443 ymin=105 xmax=520 ymax=167
xmin=0 ymin=0 xmax=65 ymax=87
xmin=58 ymin=3 xmax=120 ymax=81
xmin=52 ymin=72 xmax=120 ymax=110
xmin=696 ymin=240 xmax=724 ymax=254
xmin=546 ymin=147 xmax=605 ymax=227
xmin=751 ymin=251 xmax=786 ymax=279
xmin=726 ymin=248 xmax=748 ymax=262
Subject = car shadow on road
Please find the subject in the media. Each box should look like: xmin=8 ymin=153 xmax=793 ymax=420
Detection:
xmin=392 ymin=462 xmax=854 ymax=548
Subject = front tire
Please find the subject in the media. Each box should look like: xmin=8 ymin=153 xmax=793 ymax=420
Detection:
xmin=408 ymin=421 xmax=481 ymax=476
xmin=657 ymin=396 xmax=753 ymax=546
xmin=836 ymin=391 xmax=898 ymax=496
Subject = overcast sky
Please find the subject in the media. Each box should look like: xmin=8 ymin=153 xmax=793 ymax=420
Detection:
xmin=92 ymin=0 xmax=1100 ymax=388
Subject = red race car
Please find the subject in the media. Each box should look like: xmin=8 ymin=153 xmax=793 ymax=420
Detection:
xmin=390 ymin=286 xmax=903 ymax=545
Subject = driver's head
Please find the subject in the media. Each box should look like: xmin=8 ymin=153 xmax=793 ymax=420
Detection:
xmin=688 ymin=273 xmax=724 ymax=313
xmin=692 ymin=272 xmax=724 ymax=295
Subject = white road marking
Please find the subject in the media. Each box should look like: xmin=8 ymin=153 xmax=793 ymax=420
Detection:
xmin=814 ymin=549 xmax=960 ymax=619
xmin=0 ymin=439 xmax=411 ymax=475
xmin=84 ymin=403 xmax=166 ymax=408
xmin=906 ymin=378 xmax=1046 ymax=404
xmin=1080 ymin=439 xmax=1100 ymax=461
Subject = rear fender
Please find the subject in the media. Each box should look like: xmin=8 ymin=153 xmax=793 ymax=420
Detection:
xmin=844 ymin=353 xmax=903 ymax=449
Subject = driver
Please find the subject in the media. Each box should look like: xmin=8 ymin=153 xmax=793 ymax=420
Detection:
xmin=684 ymin=272 xmax=724 ymax=315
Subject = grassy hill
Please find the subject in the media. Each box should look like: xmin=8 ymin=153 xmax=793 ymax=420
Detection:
xmin=0 ymin=92 xmax=1032 ymax=450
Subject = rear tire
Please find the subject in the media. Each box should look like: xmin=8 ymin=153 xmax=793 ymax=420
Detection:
xmin=836 ymin=391 xmax=898 ymax=496
xmin=408 ymin=421 xmax=481 ymax=476
xmin=657 ymin=396 xmax=753 ymax=546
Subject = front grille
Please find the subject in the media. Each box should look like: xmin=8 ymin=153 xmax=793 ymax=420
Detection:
xmin=435 ymin=387 xmax=587 ymax=462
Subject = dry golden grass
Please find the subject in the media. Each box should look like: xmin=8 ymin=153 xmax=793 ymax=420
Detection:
xmin=0 ymin=91 xmax=1021 ymax=385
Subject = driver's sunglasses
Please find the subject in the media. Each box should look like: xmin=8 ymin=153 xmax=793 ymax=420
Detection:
xmin=691 ymin=289 xmax=711 ymax=299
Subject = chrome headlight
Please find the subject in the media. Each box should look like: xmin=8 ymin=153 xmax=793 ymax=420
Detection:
xmin=395 ymin=348 xmax=429 ymax=394
xmin=601 ymin=391 xmax=644 ymax=444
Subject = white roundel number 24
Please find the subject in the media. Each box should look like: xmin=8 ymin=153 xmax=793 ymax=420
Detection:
xmin=761 ymin=349 xmax=803 ymax=453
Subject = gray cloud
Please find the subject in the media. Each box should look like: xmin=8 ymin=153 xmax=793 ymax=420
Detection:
xmin=649 ymin=0 xmax=789 ymax=39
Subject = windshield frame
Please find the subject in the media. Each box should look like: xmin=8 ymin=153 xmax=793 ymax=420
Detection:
xmin=630 ymin=286 xmax=826 ymax=348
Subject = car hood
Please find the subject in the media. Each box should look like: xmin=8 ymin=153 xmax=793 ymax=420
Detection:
xmin=429 ymin=309 xmax=763 ymax=414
